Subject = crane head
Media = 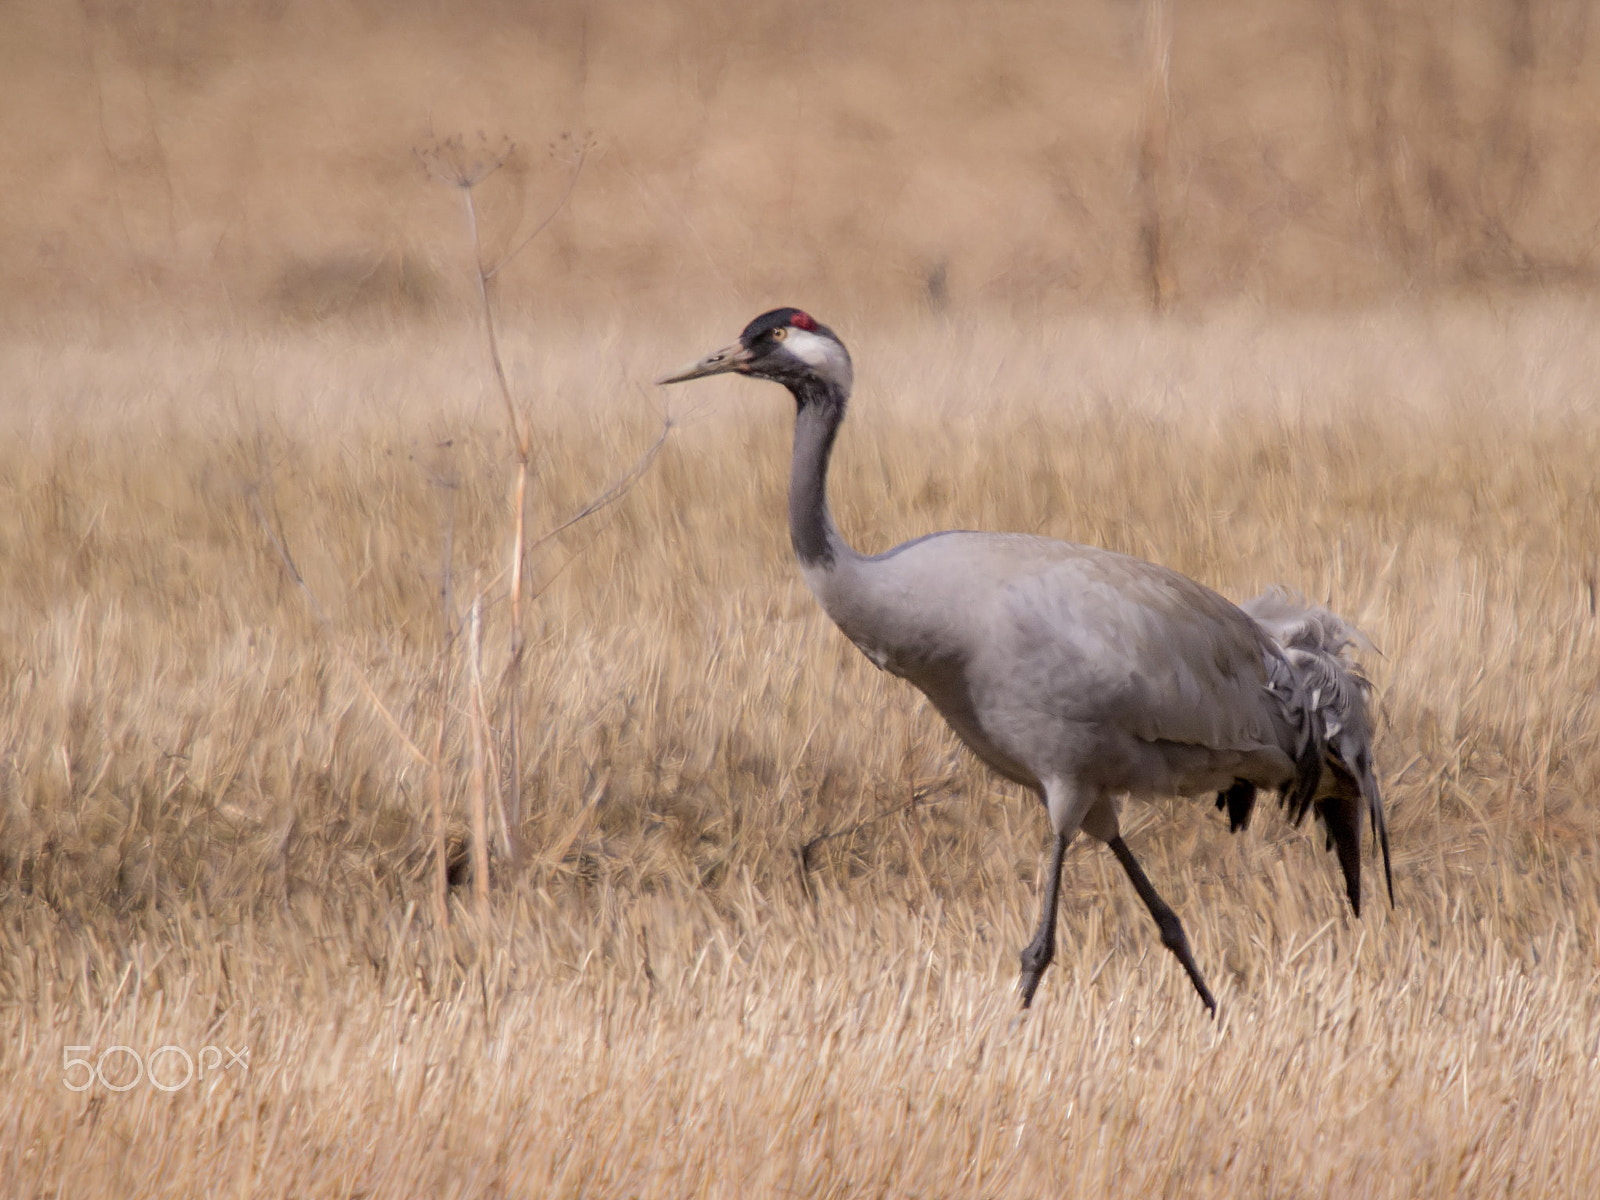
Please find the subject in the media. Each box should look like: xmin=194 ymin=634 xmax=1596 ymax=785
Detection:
xmin=658 ymin=308 xmax=853 ymax=396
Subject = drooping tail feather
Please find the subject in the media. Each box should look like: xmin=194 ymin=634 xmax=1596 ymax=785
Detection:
xmin=1241 ymin=588 xmax=1394 ymax=916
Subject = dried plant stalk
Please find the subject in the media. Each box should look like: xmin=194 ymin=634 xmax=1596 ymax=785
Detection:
xmin=1137 ymin=0 xmax=1173 ymax=311
xmin=421 ymin=131 xmax=670 ymax=880
xmin=466 ymin=593 xmax=490 ymax=925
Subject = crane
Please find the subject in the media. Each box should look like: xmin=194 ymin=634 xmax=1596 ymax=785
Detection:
xmin=660 ymin=308 xmax=1393 ymax=1012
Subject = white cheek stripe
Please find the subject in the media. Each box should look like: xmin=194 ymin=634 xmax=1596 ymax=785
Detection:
xmin=786 ymin=328 xmax=832 ymax=366
xmin=786 ymin=328 xmax=853 ymax=390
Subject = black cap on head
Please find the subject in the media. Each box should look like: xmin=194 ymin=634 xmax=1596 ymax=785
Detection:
xmin=741 ymin=308 xmax=831 ymax=346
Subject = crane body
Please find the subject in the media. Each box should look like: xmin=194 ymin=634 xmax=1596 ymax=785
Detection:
xmin=661 ymin=309 xmax=1392 ymax=1012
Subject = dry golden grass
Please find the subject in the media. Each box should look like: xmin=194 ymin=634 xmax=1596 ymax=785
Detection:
xmin=2 ymin=302 xmax=1599 ymax=1196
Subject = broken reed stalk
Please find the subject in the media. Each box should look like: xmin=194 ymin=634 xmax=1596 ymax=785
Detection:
xmin=426 ymin=664 xmax=450 ymax=926
xmin=427 ymin=441 xmax=459 ymax=926
xmin=467 ymin=593 xmax=490 ymax=925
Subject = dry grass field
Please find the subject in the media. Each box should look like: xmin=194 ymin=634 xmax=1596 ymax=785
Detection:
xmin=4 ymin=1 xmax=1600 ymax=1196
xmin=2 ymin=302 xmax=1599 ymax=1196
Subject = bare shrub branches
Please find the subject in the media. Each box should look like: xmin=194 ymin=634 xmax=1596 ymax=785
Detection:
xmin=1325 ymin=0 xmax=1588 ymax=283
xmin=419 ymin=128 xmax=670 ymax=887
xmin=241 ymin=131 xmax=670 ymax=924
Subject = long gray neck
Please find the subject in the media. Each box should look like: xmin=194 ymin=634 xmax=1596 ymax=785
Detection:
xmin=787 ymin=375 xmax=852 ymax=569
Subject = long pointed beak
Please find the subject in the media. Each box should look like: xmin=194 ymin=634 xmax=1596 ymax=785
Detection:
xmin=656 ymin=342 xmax=752 ymax=385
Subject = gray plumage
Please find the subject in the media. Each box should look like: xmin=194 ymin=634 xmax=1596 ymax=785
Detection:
xmin=661 ymin=308 xmax=1393 ymax=1013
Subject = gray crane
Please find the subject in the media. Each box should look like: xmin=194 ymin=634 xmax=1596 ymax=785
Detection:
xmin=660 ymin=308 xmax=1393 ymax=1012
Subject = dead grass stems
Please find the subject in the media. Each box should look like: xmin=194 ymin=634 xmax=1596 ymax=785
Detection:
xmin=1 ymin=304 xmax=1598 ymax=1195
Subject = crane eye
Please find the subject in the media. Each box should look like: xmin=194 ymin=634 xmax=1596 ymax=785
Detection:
xmin=770 ymin=327 xmax=788 ymax=341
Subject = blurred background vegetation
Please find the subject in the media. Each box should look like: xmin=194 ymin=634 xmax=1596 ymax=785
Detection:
xmin=5 ymin=0 xmax=1599 ymax=326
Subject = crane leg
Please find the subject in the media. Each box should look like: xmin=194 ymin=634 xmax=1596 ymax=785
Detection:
xmin=1018 ymin=832 xmax=1071 ymax=1008
xmin=1106 ymin=835 xmax=1217 ymax=1015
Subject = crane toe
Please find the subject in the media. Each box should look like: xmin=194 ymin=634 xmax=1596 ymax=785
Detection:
xmin=1018 ymin=934 xmax=1055 ymax=1009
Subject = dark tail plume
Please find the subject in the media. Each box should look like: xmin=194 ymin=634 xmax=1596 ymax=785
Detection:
xmin=1243 ymin=589 xmax=1393 ymax=916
